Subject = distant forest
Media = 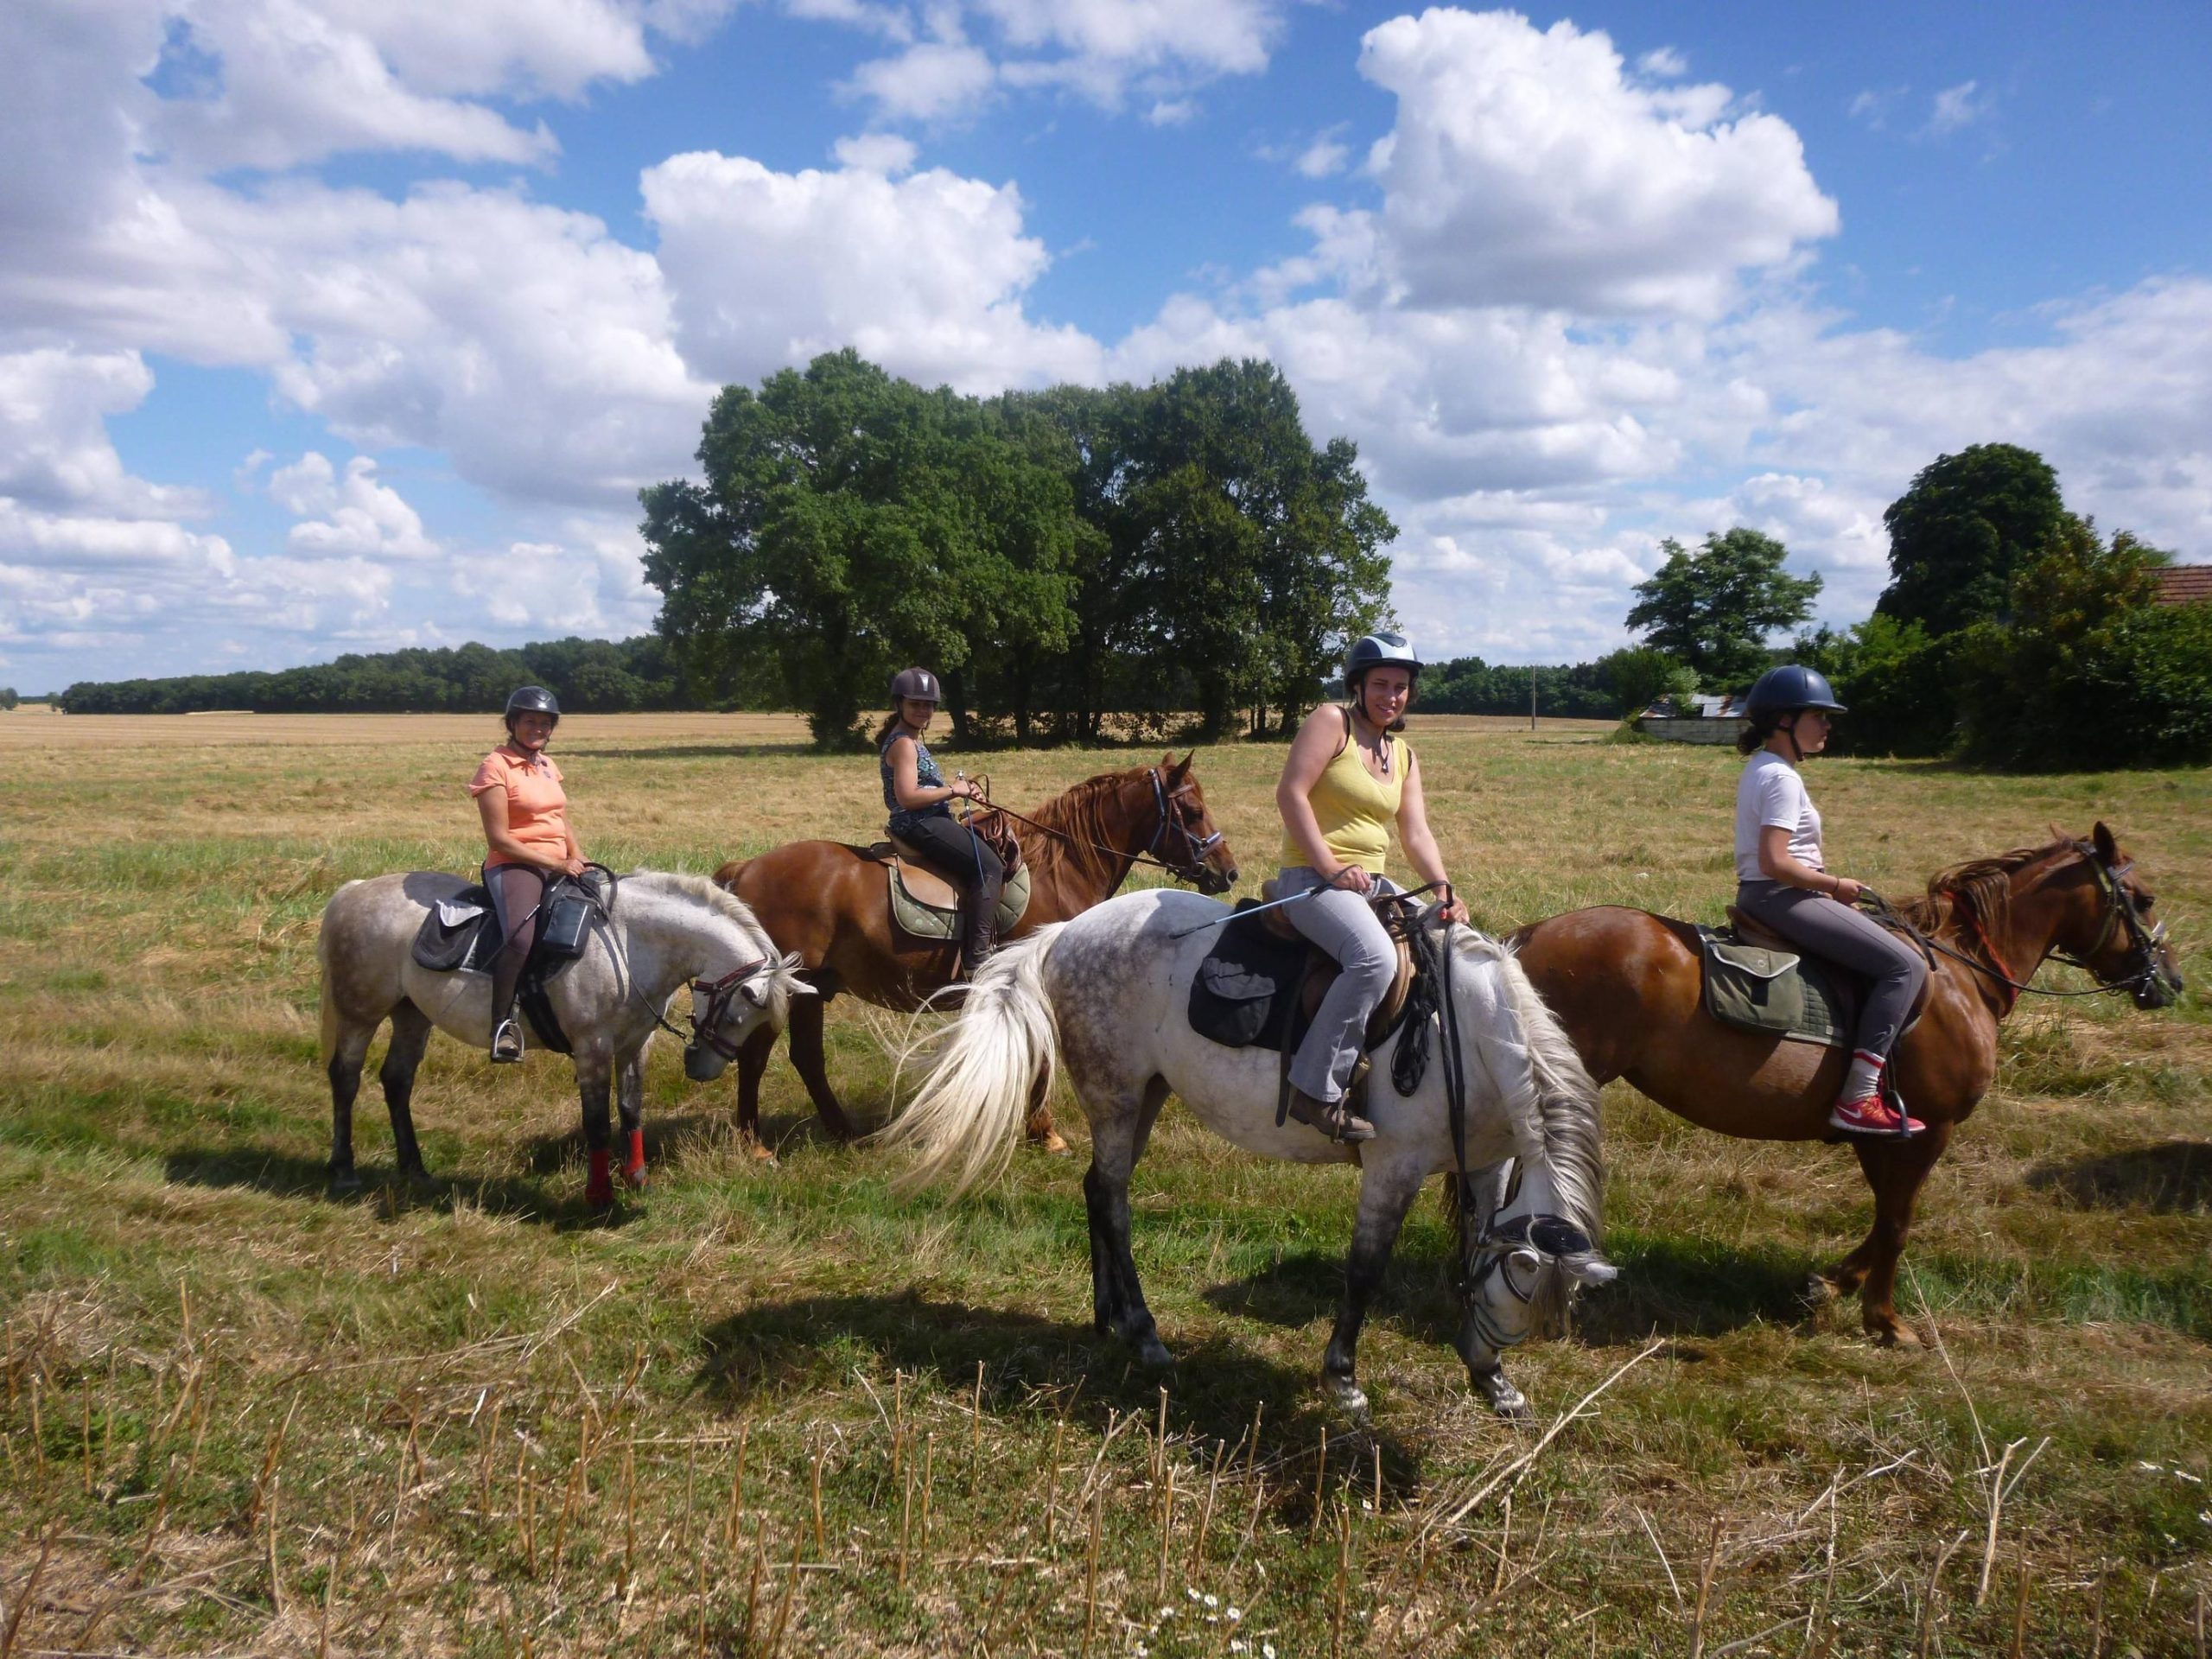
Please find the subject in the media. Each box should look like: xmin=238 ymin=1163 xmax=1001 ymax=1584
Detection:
xmin=56 ymin=635 xmax=1625 ymax=727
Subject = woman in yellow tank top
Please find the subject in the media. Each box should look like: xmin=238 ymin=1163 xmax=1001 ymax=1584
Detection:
xmin=1274 ymin=632 xmax=1467 ymax=1142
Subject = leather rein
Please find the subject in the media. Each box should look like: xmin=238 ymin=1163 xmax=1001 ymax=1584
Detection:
xmin=1858 ymin=839 xmax=2171 ymax=1013
xmin=957 ymin=766 xmax=1225 ymax=886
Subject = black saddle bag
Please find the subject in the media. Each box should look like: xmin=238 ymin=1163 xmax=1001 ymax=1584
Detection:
xmin=1188 ymin=901 xmax=1309 ymax=1051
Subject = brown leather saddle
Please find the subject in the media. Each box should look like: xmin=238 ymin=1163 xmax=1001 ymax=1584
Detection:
xmin=1251 ymin=879 xmax=1418 ymax=1049
xmin=864 ymin=810 xmax=1027 ymax=911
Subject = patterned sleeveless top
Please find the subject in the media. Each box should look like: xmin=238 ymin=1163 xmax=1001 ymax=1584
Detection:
xmin=880 ymin=728 xmax=950 ymax=836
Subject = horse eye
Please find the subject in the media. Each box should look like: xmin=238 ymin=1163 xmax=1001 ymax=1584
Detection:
xmin=2133 ymin=893 xmax=2153 ymax=913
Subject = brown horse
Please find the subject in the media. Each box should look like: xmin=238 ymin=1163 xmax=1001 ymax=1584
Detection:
xmin=714 ymin=753 xmax=1241 ymax=1152
xmin=1511 ymin=823 xmax=2183 ymax=1345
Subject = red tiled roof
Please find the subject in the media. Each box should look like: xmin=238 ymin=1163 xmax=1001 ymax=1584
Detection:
xmin=2155 ymin=564 xmax=2212 ymax=606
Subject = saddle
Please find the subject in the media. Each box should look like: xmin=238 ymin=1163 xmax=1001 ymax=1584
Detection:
xmin=1187 ymin=880 xmax=1418 ymax=1056
xmin=863 ymin=826 xmax=1033 ymax=943
xmin=1697 ymin=906 xmax=1929 ymax=1050
xmin=408 ymin=873 xmax=602 ymax=1053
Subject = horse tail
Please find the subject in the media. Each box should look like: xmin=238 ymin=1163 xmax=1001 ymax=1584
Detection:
xmin=875 ymin=925 xmax=1065 ymax=1198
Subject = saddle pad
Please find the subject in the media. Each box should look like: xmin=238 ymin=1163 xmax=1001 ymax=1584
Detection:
xmin=1188 ymin=899 xmax=1309 ymax=1049
xmin=888 ymin=860 xmax=1032 ymax=941
xmin=412 ymin=887 xmax=500 ymax=974
xmin=1699 ymin=929 xmax=1850 ymax=1048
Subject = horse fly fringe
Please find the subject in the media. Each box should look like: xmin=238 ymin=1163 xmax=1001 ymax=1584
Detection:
xmin=874 ymin=926 xmax=1065 ymax=1196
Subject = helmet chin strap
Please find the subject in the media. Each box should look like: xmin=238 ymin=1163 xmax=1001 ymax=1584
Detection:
xmin=1779 ymin=712 xmax=1805 ymax=764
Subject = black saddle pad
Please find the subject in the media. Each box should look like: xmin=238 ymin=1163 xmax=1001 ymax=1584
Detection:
xmin=1188 ymin=900 xmax=1314 ymax=1052
xmin=411 ymin=885 xmax=501 ymax=973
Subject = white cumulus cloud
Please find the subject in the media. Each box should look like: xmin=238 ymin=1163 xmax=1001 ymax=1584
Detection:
xmin=266 ymin=452 xmax=439 ymax=560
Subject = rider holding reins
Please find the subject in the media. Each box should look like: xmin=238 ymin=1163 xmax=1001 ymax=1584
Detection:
xmin=1274 ymin=632 xmax=1469 ymax=1143
xmin=470 ymin=685 xmax=588 ymax=1063
xmin=879 ymin=667 xmax=1005 ymax=977
xmin=1734 ymin=666 xmax=1929 ymax=1135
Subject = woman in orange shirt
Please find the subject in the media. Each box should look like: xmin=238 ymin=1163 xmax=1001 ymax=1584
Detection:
xmin=469 ymin=686 xmax=587 ymax=1062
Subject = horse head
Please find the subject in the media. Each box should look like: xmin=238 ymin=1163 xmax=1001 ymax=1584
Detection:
xmin=1153 ymin=752 xmax=1239 ymax=895
xmin=683 ymin=950 xmax=816 ymax=1081
xmin=1457 ymin=1158 xmax=1617 ymax=1417
xmin=2056 ymin=823 xmax=2184 ymax=1010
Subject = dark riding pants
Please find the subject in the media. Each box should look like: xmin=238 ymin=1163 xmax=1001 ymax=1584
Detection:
xmin=896 ymin=813 xmax=1006 ymax=946
xmin=485 ymin=862 xmax=548 ymax=1025
xmin=1736 ymin=880 xmax=1929 ymax=1059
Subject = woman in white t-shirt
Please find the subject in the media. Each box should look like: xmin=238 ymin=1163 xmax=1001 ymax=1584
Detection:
xmin=1733 ymin=665 xmax=1929 ymax=1136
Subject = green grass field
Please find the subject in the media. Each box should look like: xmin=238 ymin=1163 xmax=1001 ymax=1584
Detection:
xmin=2 ymin=709 xmax=2207 ymax=1656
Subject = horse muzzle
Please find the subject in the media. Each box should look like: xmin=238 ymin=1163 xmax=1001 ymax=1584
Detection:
xmin=1198 ymin=863 xmax=1238 ymax=896
xmin=683 ymin=1041 xmax=730 ymax=1083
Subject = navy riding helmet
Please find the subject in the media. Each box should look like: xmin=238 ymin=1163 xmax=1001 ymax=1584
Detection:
xmin=1744 ymin=664 xmax=1846 ymax=723
xmin=889 ymin=666 xmax=942 ymax=705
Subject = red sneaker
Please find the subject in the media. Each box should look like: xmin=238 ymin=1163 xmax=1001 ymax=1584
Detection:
xmin=1827 ymin=1093 xmax=1926 ymax=1136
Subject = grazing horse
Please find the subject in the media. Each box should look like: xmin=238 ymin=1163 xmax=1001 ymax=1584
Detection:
xmin=877 ymin=889 xmax=1617 ymax=1419
xmin=318 ymin=870 xmax=812 ymax=1207
xmin=713 ymin=753 xmax=1239 ymax=1152
xmin=1512 ymin=823 xmax=2183 ymax=1345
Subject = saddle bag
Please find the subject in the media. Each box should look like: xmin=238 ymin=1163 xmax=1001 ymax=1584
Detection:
xmin=537 ymin=884 xmax=595 ymax=960
xmin=1186 ymin=900 xmax=1310 ymax=1050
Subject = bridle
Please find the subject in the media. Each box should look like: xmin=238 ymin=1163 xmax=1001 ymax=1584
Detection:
xmin=963 ymin=766 xmax=1227 ymax=887
xmin=1861 ymin=840 xmax=2174 ymax=1009
xmin=683 ymin=959 xmax=773 ymax=1060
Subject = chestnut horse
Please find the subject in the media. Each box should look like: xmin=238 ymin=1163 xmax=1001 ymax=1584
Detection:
xmin=1511 ymin=823 xmax=2183 ymax=1345
xmin=714 ymin=753 xmax=1240 ymax=1151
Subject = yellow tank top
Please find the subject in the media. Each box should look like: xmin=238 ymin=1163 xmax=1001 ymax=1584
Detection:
xmin=1280 ymin=713 xmax=1408 ymax=874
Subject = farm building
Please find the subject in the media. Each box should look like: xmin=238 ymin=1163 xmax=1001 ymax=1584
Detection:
xmin=1634 ymin=690 xmax=1749 ymax=745
xmin=2152 ymin=563 xmax=2212 ymax=606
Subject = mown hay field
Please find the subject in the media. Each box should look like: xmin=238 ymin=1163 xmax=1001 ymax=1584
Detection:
xmin=1 ymin=709 xmax=2207 ymax=1656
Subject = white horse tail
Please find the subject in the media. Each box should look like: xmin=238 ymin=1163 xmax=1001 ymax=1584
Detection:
xmin=878 ymin=925 xmax=1065 ymax=1198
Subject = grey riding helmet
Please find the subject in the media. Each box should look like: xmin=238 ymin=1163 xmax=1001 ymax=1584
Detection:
xmin=1344 ymin=631 xmax=1420 ymax=685
xmin=1744 ymin=664 xmax=1847 ymax=724
xmin=504 ymin=684 xmax=561 ymax=727
xmin=889 ymin=666 xmax=942 ymax=705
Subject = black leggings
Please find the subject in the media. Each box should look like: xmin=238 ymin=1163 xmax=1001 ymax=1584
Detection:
xmin=485 ymin=862 xmax=548 ymax=1019
xmin=896 ymin=814 xmax=1004 ymax=909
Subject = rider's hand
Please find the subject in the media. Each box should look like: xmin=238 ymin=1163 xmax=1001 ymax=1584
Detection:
xmin=1827 ymin=876 xmax=1865 ymax=904
xmin=562 ymin=855 xmax=588 ymax=877
xmin=1440 ymin=894 xmax=1470 ymax=925
xmin=954 ymin=780 xmax=980 ymax=802
xmin=1327 ymin=864 xmax=1374 ymax=894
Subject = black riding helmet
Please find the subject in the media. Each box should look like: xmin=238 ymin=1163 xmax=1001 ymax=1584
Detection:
xmin=504 ymin=685 xmax=560 ymax=728
xmin=889 ymin=666 xmax=942 ymax=705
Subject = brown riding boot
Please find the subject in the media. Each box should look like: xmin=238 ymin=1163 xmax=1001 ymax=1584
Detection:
xmin=1285 ymin=1086 xmax=1376 ymax=1143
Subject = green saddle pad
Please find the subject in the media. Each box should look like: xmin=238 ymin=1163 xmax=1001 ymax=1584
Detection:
xmin=889 ymin=861 xmax=1032 ymax=941
xmin=1699 ymin=929 xmax=1852 ymax=1048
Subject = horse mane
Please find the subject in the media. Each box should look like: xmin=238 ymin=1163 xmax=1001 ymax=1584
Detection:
xmin=1894 ymin=836 xmax=2074 ymax=949
xmin=620 ymin=870 xmax=802 ymax=1017
xmin=1008 ymin=767 xmax=1155 ymax=890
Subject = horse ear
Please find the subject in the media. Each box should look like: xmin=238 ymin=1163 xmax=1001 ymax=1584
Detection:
xmin=2093 ymin=821 xmax=2120 ymax=864
xmin=1174 ymin=750 xmax=1195 ymax=777
xmin=1159 ymin=751 xmax=1175 ymax=770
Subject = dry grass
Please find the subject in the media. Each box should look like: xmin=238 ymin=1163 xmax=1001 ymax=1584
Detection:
xmin=1 ymin=714 xmax=2207 ymax=1656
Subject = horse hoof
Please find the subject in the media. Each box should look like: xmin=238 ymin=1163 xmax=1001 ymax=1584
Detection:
xmin=1135 ymin=1333 xmax=1173 ymax=1369
xmin=1472 ymin=1370 xmax=1529 ymax=1420
xmin=622 ymin=1166 xmax=648 ymax=1192
xmin=1029 ymin=1130 xmax=1071 ymax=1157
xmin=1868 ymin=1321 xmax=1922 ymax=1350
xmin=328 ymin=1171 xmax=362 ymax=1198
xmin=1325 ymin=1376 xmax=1371 ymax=1422
xmin=1802 ymin=1274 xmax=1841 ymax=1307
xmin=746 ymin=1138 xmax=779 ymax=1166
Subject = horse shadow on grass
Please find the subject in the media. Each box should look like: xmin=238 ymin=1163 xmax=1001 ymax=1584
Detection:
xmin=695 ymin=1290 xmax=1431 ymax=1517
xmin=162 ymin=1142 xmax=630 ymax=1232
xmin=2025 ymin=1141 xmax=2212 ymax=1214
xmin=1207 ymin=1228 xmax=1817 ymax=1351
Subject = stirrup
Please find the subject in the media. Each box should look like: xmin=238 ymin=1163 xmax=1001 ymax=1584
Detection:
xmin=490 ymin=1017 xmax=524 ymax=1064
xmin=1285 ymin=1087 xmax=1375 ymax=1144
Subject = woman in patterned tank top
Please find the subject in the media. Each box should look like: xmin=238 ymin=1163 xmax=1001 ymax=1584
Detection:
xmin=876 ymin=666 xmax=1003 ymax=976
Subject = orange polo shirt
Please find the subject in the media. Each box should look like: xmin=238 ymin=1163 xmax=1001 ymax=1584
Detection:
xmin=469 ymin=747 xmax=571 ymax=868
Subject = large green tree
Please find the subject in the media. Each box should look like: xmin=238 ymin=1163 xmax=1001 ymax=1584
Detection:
xmin=639 ymin=350 xmax=1078 ymax=747
xmin=1877 ymin=443 xmax=2067 ymax=637
xmin=1624 ymin=528 xmax=1823 ymax=687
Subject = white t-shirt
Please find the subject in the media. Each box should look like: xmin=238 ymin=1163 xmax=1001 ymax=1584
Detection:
xmin=1734 ymin=748 xmax=1823 ymax=882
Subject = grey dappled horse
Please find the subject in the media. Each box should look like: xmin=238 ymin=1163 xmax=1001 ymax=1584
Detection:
xmin=318 ymin=870 xmax=810 ymax=1207
xmin=879 ymin=887 xmax=1614 ymax=1419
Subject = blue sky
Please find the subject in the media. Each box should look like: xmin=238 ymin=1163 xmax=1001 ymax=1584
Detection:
xmin=4 ymin=0 xmax=2209 ymax=693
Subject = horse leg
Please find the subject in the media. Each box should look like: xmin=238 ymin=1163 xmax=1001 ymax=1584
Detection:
xmin=1455 ymin=1301 xmax=1532 ymax=1422
xmin=1026 ymin=1089 xmax=1069 ymax=1157
xmin=326 ymin=1014 xmax=378 ymax=1197
xmin=1852 ymin=1122 xmax=1954 ymax=1347
xmin=734 ymin=1024 xmax=778 ymax=1160
xmin=575 ymin=1046 xmax=616 ymax=1211
xmin=378 ymin=1001 xmax=435 ymax=1190
xmin=1320 ymin=1154 xmax=1427 ymax=1421
xmin=617 ymin=1050 xmax=647 ymax=1190
xmin=784 ymin=993 xmax=860 ymax=1144
xmin=1082 ymin=1077 xmax=1172 ymax=1368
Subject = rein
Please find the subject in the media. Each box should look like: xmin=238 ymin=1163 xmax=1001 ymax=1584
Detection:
xmin=1858 ymin=841 xmax=2167 ymax=1007
xmin=959 ymin=767 xmax=1224 ymax=885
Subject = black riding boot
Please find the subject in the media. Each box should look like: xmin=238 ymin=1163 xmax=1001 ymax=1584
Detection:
xmin=960 ymin=873 xmax=1006 ymax=980
xmin=488 ymin=942 xmax=527 ymax=1063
